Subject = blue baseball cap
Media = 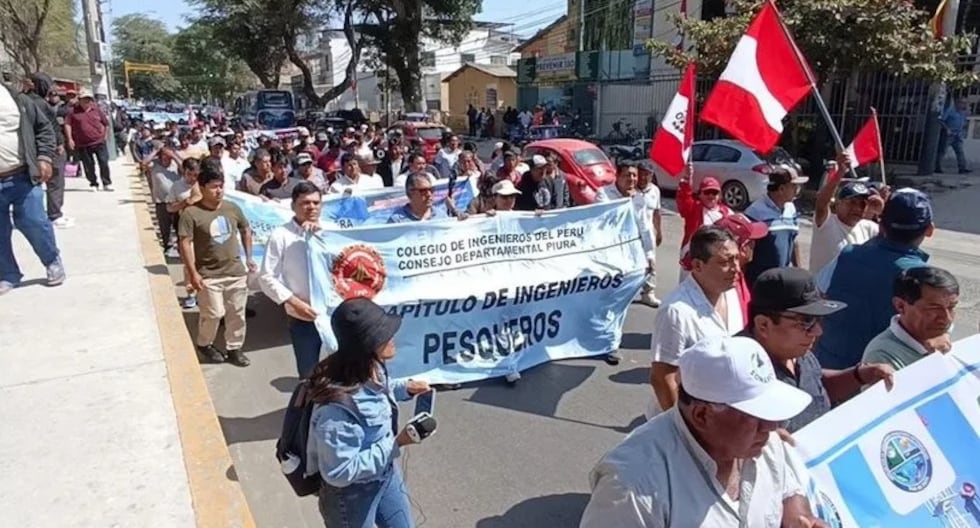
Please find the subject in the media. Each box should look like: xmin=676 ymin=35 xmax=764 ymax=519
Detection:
xmin=881 ymin=188 xmax=933 ymax=231
xmin=837 ymin=181 xmax=872 ymax=200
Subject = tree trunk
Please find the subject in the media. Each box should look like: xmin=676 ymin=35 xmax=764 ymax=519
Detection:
xmin=390 ymin=1 xmax=424 ymax=112
xmin=393 ymin=59 xmax=423 ymax=113
xmin=285 ymin=1 xmax=361 ymax=108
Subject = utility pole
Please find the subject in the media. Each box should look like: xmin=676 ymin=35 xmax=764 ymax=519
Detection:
xmin=918 ymin=0 xmax=961 ymax=176
xmin=81 ymin=0 xmax=116 ymax=159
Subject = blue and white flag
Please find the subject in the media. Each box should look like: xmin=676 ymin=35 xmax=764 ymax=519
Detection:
xmin=306 ymin=200 xmax=647 ymax=384
xmin=796 ymin=334 xmax=980 ymax=527
xmin=226 ymin=179 xmax=475 ymax=259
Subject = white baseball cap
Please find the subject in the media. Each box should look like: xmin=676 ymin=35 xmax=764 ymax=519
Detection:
xmin=530 ymin=154 xmax=547 ymax=168
xmin=492 ymin=180 xmax=522 ymax=196
xmin=679 ymin=336 xmax=811 ymax=422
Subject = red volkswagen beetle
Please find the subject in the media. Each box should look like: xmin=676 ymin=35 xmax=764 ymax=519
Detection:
xmin=523 ymin=139 xmax=616 ymax=205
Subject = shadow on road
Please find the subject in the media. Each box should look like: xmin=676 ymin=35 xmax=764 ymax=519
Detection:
xmin=609 ymin=366 xmax=647 ymax=385
xmin=620 ymin=332 xmax=650 ymax=351
xmin=475 ymin=492 xmax=590 ymax=528
xmin=466 ymin=362 xmax=595 ymax=417
xmin=218 ymin=408 xmax=285 ymax=446
xmin=270 ymin=376 xmax=300 ymax=393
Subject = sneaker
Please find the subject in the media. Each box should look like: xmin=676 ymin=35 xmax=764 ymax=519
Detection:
xmin=604 ymin=352 xmax=622 ymax=366
xmin=46 ymin=257 xmax=66 ymax=286
xmin=164 ymin=246 xmax=180 ymax=259
xmin=52 ymin=217 xmax=75 ymax=229
xmin=102 ymin=185 xmax=115 ymax=192
xmin=227 ymin=349 xmax=251 ymax=367
xmin=505 ymin=371 xmax=521 ymax=385
xmin=197 ymin=344 xmax=226 ymax=363
xmin=181 ymin=295 xmax=197 ymax=309
xmin=0 ymin=280 xmax=14 ymax=295
xmin=90 ymin=185 xmax=100 ymax=192
xmin=639 ymin=291 xmax=662 ymax=308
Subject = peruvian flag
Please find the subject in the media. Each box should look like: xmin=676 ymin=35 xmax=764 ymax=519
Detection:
xmin=650 ymin=63 xmax=696 ymax=177
xmin=700 ymin=1 xmax=812 ymax=153
xmin=844 ymin=109 xmax=883 ymax=168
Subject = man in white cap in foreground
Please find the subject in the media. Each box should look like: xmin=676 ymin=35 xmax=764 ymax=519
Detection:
xmin=581 ymin=336 xmax=829 ymax=528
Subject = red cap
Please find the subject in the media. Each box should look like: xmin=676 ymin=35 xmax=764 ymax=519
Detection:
xmin=699 ymin=177 xmax=721 ymax=192
xmin=715 ymin=214 xmax=768 ymax=245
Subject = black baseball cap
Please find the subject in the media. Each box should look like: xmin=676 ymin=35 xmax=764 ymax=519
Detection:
xmin=837 ymin=181 xmax=872 ymax=200
xmin=750 ymin=268 xmax=847 ymax=316
xmin=331 ymin=297 xmax=402 ymax=354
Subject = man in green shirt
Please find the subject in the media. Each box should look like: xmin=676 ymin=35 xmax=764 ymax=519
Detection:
xmin=177 ymin=158 xmax=256 ymax=367
xmin=862 ymin=266 xmax=959 ymax=370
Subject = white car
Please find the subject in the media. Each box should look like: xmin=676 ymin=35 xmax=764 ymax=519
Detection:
xmin=654 ymin=139 xmax=802 ymax=210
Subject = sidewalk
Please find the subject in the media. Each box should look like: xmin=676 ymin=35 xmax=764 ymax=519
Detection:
xmin=0 ymin=159 xmax=252 ymax=527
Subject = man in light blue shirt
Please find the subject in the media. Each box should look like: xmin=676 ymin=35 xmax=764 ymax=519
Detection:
xmin=744 ymin=167 xmax=808 ymax=285
xmin=936 ymin=98 xmax=971 ymax=174
xmin=386 ymin=172 xmax=450 ymax=223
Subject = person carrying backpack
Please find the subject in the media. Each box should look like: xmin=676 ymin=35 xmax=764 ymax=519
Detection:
xmin=306 ymin=297 xmax=431 ymax=528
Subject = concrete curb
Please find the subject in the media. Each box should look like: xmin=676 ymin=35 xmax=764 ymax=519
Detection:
xmin=126 ymin=165 xmax=257 ymax=528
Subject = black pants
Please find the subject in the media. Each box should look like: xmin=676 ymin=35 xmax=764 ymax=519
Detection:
xmin=46 ymin=151 xmax=66 ymax=220
xmin=78 ymin=142 xmax=112 ymax=187
xmin=154 ymin=203 xmax=175 ymax=249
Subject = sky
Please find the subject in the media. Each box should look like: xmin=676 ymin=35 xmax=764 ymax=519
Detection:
xmin=106 ymin=0 xmax=565 ymax=36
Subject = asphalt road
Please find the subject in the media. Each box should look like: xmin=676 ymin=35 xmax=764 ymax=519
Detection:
xmin=169 ymin=196 xmax=980 ymax=528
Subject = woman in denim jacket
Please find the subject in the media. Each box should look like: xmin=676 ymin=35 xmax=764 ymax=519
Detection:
xmin=307 ymin=297 xmax=430 ymax=528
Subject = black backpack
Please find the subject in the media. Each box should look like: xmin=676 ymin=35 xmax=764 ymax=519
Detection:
xmin=276 ymin=380 xmax=357 ymax=497
xmin=276 ymin=380 xmax=321 ymax=496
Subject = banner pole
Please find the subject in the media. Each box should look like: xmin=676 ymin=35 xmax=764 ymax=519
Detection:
xmin=872 ymin=108 xmax=887 ymax=185
xmin=768 ymin=0 xmax=859 ymax=179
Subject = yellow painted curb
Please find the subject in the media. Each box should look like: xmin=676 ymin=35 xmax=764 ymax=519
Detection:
xmin=128 ymin=166 xmax=257 ymax=528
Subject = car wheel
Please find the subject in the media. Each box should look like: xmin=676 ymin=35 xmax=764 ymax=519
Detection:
xmin=722 ymin=180 xmax=750 ymax=210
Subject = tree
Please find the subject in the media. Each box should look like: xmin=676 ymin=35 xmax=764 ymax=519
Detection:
xmin=648 ymin=0 xmax=977 ymax=87
xmin=110 ymin=14 xmax=183 ymax=100
xmin=191 ymin=0 xmax=291 ymax=89
xmin=0 ymin=0 xmax=53 ymax=74
xmin=171 ymin=22 xmax=254 ymax=103
xmin=354 ymin=0 xmax=480 ymax=112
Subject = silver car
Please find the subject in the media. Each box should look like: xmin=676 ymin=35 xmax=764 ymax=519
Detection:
xmin=654 ymin=139 xmax=801 ymax=210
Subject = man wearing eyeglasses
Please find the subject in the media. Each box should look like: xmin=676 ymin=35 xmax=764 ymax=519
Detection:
xmin=386 ymin=172 xmax=449 ymax=223
xmin=739 ymin=267 xmax=895 ymax=432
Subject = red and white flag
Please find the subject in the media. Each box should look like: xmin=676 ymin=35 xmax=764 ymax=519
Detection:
xmin=844 ymin=109 xmax=883 ymax=168
xmin=650 ymin=63 xmax=696 ymax=177
xmin=700 ymin=1 xmax=812 ymax=153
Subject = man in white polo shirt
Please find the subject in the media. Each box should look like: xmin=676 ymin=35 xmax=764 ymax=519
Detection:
xmin=809 ymin=160 xmax=879 ymax=274
xmin=648 ymin=225 xmax=743 ymax=418
xmin=583 ymin=336 xmax=825 ymax=528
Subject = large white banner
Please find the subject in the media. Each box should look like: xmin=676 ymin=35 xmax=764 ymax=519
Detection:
xmin=796 ymin=334 xmax=980 ymax=527
xmin=306 ymin=200 xmax=647 ymax=383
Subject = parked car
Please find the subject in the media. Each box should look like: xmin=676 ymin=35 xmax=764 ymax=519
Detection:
xmin=604 ymin=139 xmax=652 ymax=162
xmin=654 ymin=139 xmax=803 ymax=211
xmin=386 ymin=121 xmax=450 ymax=163
xmin=523 ymin=138 xmax=616 ymax=205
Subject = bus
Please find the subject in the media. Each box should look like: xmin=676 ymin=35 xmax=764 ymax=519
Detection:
xmin=232 ymin=90 xmax=297 ymax=129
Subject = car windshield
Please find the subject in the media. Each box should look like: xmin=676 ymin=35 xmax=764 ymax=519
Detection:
xmin=533 ymin=127 xmax=561 ymax=139
xmin=573 ymin=148 xmax=610 ymax=166
xmin=416 ymin=127 xmax=444 ymax=140
xmin=258 ymin=91 xmax=292 ymax=108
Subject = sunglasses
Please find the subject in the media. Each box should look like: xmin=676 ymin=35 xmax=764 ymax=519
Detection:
xmin=780 ymin=313 xmax=822 ymax=332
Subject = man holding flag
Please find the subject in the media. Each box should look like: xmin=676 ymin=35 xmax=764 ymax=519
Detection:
xmin=810 ymin=113 xmax=884 ymax=274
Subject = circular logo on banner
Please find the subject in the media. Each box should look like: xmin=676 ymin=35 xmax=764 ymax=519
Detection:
xmin=880 ymin=431 xmax=932 ymax=492
xmin=815 ymin=492 xmax=843 ymax=528
xmin=331 ymin=245 xmax=387 ymax=300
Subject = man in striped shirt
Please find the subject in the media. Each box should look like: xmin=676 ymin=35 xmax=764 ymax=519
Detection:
xmin=744 ymin=167 xmax=808 ymax=285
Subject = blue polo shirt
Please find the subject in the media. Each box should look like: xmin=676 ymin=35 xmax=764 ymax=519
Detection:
xmin=744 ymin=195 xmax=799 ymax=285
xmin=814 ymin=237 xmax=929 ymax=370
xmin=386 ymin=204 xmax=449 ymax=224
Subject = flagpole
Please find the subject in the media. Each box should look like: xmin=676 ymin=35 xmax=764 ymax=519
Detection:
xmin=768 ymin=0 xmax=858 ymax=179
xmin=872 ymin=107 xmax=887 ymax=185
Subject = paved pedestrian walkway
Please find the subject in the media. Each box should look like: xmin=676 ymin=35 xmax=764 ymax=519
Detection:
xmin=0 ymin=159 xmax=253 ymax=527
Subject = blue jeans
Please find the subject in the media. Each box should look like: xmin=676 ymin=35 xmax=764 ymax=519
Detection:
xmin=318 ymin=466 xmax=414 ymax=528
xmin=0 ymin=171 xmax=60 ymax=284
xmin=289 ymin=317 xmax=323 ymax=379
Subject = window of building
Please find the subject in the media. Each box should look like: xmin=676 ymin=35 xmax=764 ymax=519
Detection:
xmin=490 ymin=55 xmax=507 ymax=65
xmin=421 ymin=51 xmax=436 ymax=68
xmin=460 ymin=52 xmax=476 ymax=63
